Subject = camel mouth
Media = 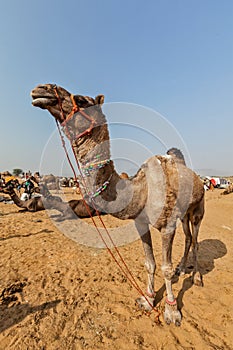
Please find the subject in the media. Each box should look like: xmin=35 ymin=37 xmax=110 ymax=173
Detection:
xmin=31 ymin=95 xmax=57 ymax=108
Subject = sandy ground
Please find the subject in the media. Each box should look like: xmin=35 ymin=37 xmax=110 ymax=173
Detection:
xmin=0 ymin=189 xmax=233 ymax=350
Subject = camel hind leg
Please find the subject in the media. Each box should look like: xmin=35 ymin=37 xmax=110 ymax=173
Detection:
xmin=190 ymin=216 xmax=203 ymax=286
xmin=190 ymin=197 xmax=204 ymax=286
xmin=176 ymin=213 xmax=192 ymax=276
xmin=177 ymin=196 xmax=204 ymax=286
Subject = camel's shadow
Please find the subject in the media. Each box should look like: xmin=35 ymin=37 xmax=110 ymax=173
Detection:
xmin=154 ymin=239 xmax=227 ymax=310
xmin=0 ymin=280 xmax=61 ymax=333
xmin=0 ymin=300 xmax=60 ymax=333
xmin=0 ymin=229 xmax=54 ymax=241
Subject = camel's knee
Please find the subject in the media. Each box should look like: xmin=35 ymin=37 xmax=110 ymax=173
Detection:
xmin=161 ymin=264 xmax=174 ymax=280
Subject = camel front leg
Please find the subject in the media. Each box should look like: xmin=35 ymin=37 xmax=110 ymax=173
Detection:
xmin=161 ymin=228 xmax=182 ymax=326
xmin=135 ymin=221 xmax=156 ymax=311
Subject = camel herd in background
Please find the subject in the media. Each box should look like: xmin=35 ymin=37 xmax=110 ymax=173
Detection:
xmin=0 ymin=171 xmax=233 ymax=211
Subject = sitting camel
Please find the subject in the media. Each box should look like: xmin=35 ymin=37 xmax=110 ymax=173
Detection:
xmin=221 ymin=182 xmax=233 ymax=195
xmin=0 ymin=182 xmax=46 ymax=212
xmin=0 ymin=179 xmax=95 ymax=217
xmin=31 ymin=83 xmax=205 ymax=326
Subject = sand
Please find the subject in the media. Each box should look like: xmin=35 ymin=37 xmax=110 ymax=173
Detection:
xmin=0 ymin=189 xmax=233 ymax=349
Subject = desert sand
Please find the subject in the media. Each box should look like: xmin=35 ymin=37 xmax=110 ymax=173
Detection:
xmin=0 ymin=188 xmax=233 ymax=349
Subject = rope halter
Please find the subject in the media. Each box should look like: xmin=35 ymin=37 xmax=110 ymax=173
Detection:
xmin=53 ymin=85 xmax=97 ymax=140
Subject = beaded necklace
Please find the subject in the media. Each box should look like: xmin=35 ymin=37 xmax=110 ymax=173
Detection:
xmin=88 ymin=174 xmax=112 ymax=199
xmin=82 ymin=155 xmax=111 ymax=176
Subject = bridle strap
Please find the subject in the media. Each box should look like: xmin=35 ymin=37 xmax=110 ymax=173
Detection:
xmin=53 ymin=86 xmax=96 ymax=140
xmin=55 ymin=119 xmax=79 ymax=185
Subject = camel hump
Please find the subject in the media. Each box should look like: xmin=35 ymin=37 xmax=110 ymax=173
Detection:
xmin=166 ymin=148 xmax=186 ymax=166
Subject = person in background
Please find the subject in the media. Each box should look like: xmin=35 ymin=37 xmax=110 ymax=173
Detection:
xmin=20 ymin=177 xmax=35 ymax=200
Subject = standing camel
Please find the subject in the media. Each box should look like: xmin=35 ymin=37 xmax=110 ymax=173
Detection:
xmin=31 ymin=83 xmax=204 ymax=326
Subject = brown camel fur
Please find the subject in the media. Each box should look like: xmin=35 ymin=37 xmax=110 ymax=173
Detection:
xmin=31 ymin=83 xmax=205 ymax=326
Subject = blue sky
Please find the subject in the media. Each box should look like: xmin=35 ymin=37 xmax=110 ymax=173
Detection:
xmin=0 ymin=0 xmax=232 ymax=176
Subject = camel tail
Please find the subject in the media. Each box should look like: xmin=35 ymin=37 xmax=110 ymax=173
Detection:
xmin=166 ymin=148 xmax=186 ymax=166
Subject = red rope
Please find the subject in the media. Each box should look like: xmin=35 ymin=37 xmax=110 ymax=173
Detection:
xmin=55 ymin=120 xmax=78 ymax=184
xmin=53 ymin=87 xmax=160 ymax=319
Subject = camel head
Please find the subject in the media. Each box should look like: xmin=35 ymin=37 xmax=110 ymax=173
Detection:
xmin=31 ymin=84 xmax=105 ymax=132
xmin=0 ymin=182 xmax=15 ymax=194
xmin=166 ymin=148 xmax=186 ymax=166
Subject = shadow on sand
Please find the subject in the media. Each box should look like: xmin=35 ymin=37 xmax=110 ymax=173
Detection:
xmin=0 ymin=276 xmax=61 ymax=334
xmin=154 ymin=238 xmax=227 ymax=310
xmin=0 ymin=300 xmax=60 ymax=333
xmin=0 ymin=229 xmax=54 ymax=241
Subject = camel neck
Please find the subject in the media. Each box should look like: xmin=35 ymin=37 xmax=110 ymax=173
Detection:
xmin=73 ymin=123 xmax=111 ymax=163
xmin=63 ymin=108 xmax=146 ymax=219
xmin=8 ymin=190 xmax=26 ymax=208
xmin=70 ymin=117 xmax=121 ymax=193
xmin=80 ymin=161 xmax=120 ymax=200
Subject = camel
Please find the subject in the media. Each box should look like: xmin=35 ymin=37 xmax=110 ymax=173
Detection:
xmin=33 ymin=174 xmax=97 ymax=218
xmin=42 ymin=174 xmax=60 ymax=190
xmin=31 ymin=83 xmax=205 ymax=326
xmin=221 ymin=183 xmax=233 ymax=195
xmin=0 ymin=182 xmax=46 ymax=212
xmin=0 ymin=178 xmax=95 ymax=218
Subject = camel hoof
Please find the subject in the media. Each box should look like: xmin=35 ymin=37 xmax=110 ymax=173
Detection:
xmin=193 ymin=272 xmax=203 ymax=287
xmin=164 ymin=316 xmax=171 ymax=325
xmin=164 ymin=300 xmax=181 ymax=326
xmin=175 ymin=319 xmax=181 ymax=327
xmin=136 ymin=296 xmax=154 ymax=312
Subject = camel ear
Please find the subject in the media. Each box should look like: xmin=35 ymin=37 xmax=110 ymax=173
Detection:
xmin=73 ymin=95 xmax=95 ymax=107
xmin=95 ymin=94 xmax=104 ymax=105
